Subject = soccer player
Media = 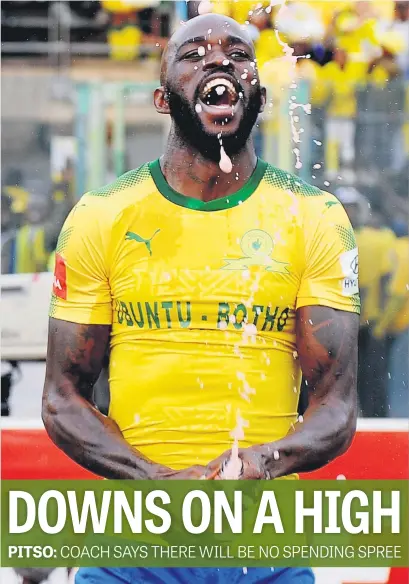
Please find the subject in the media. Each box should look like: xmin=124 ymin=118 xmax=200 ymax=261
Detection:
xmin=43 ymin=13 xmax=359 ymax=584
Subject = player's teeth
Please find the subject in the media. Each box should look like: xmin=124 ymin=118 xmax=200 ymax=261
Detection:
xmin=203 ymin=78 xmax=236 ymax=97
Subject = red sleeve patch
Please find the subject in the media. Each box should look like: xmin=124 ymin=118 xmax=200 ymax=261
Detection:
xmin=53 ymin=253 xmax=67 ymax=300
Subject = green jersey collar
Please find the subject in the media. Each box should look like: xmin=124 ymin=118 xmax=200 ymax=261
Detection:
xmin=149 ymin=158 xmax=267 ymax=212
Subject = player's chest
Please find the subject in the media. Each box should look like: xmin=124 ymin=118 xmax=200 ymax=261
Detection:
xmin=109 ymin=202 xmax=303 ymax=309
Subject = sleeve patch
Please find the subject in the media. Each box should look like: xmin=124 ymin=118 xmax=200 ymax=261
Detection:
xmin=340 ymin=248 xmax=359 ymax=296
xmin=53 ymin=253 xmax=67 ymax=300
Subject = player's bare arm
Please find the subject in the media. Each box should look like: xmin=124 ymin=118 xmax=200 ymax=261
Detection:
xmin=42 ymin=318 xmax=207 ymax=480
xmin=206 ymin=305 xmax=359 ymax=479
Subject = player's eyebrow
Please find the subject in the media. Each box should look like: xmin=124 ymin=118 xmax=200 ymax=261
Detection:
xmin=176 ymin=34 xmax=252 ymax=53
xmin=176 ymin=36 xmax=207 ymax=52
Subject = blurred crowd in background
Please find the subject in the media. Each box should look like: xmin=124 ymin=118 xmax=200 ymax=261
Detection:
xmin=1 ymin=0 xmax=408 ymax=423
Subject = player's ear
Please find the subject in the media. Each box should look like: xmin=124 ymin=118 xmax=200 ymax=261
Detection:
xmin=154 ymin=87 xmax=171 ymax=115
xmin=259 ymin=86 xmax=267 ymax=114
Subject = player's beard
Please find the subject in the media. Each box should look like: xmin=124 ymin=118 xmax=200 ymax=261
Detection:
xmin=166 ymin=86 xmax=262 ymax=163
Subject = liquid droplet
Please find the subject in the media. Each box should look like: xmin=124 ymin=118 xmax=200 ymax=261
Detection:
xmin=220 ymin=409 xmax=248 ymax=479
xmin=273 ymin=450 xmax=280 ymax=460
xmin=216 ymin=86 xmax=226 ymax=96
xmin=251 ymin=79 xmax=257 ymax=85
xmin=198 ymin=0 xmax=213 ymax=15
xmin=243 ymin=323 xmax=257 ymax=336
xmin=219 ymin=146 xmax=233 ymax=174
xmin=223 ymin=59 xmax=230 ymax=66
xmin=195 ymin=103 xmax=203 ymax=113
xmin=293 ymin=148 xmax=302 ymax=169
xmin=198 ymin=46 xmax=206 ymax=57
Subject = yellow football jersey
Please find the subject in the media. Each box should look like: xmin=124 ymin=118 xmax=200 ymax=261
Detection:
xmin=50 ymin=160 xmax=360 ymax=474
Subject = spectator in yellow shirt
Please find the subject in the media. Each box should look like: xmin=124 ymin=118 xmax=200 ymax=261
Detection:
xmin=101 ymin=0 xmax=163 ymax=60
xmin=374 ymin=227 xmax=408 ymax=417
xmin=250 ymin=7 xmax=285 ymax=68
xmin=336 ymin=187 xmax=396 ymax=417
xmin=321 ymin=48 xmax=367 ymax=178
xmin=326 ymin=3 xmax=379 ymax=62
xmin=368 ymin=30 xmax=405 ymax=87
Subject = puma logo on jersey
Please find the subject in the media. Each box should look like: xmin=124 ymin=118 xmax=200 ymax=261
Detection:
xmin=125 ymin=229 xmax=160 ymax=256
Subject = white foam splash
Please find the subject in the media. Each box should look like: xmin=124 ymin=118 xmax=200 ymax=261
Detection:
xmin=221 ymin=409 xmax=248 ymax=479
xmin=198 ymin=46 xmax=206 ymax=57
xmin=219 ymin=145 xmax=233 ymax=174
xmin=195 ymin=103 xmax=203 ymax=113
xmin=293 ymin=148 xmax=302 ymax=169
xmin=198 ymin=1 xmax=213 ymax=15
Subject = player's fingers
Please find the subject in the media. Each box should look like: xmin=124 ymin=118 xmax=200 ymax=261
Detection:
xmin=205 ymin=466 xmax=222 ymax=480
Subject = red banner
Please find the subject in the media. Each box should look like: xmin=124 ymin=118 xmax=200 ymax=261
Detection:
xmin=1 ymin=420 xmax=407 ymax=481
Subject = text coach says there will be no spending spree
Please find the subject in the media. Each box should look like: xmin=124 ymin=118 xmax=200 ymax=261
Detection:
xmin=9 ymin=488 xmax=401 ymax=535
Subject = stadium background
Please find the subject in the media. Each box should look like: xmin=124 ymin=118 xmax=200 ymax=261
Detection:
xmin=1 ymin=1 xmax=408 ymax=582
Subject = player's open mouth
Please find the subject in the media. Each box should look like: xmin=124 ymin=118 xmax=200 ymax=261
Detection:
xmin=197 ymin=77 xmax=241 ymax=117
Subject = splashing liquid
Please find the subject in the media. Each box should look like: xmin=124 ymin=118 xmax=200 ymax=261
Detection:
xmin=220 ymin=409 xmax=248 ymax=479
xmin=273 ymin=1 xmax=312 ymax=169
xmin=198 ymin=0 xmax=213 ymax=15
xmin=219 ymin=145 xmax=233 ymax=174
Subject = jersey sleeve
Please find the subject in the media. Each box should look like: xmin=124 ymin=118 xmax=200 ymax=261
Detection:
xmin=49 ymin=196 xmax=113 ymax=325
xmin=296 ymin=194 xmax=360 ymax=314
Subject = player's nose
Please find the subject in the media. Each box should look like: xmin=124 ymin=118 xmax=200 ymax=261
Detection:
xmin=202 ymin=46 xmax=233 ymax=71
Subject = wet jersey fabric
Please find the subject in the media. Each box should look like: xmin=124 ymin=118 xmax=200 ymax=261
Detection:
xmin=50 ymin=159 xmax=360 ymax=472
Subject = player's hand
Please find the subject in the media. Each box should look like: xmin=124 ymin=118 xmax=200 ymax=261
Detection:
xmin=153 ymin=465 xmax=208 ymax=480
xmin=204 ymin=447 xmax=270 ymax=480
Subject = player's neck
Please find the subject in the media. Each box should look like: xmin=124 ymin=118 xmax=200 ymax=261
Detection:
xmin=160 ymin=132 xmax=258 ymax=203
